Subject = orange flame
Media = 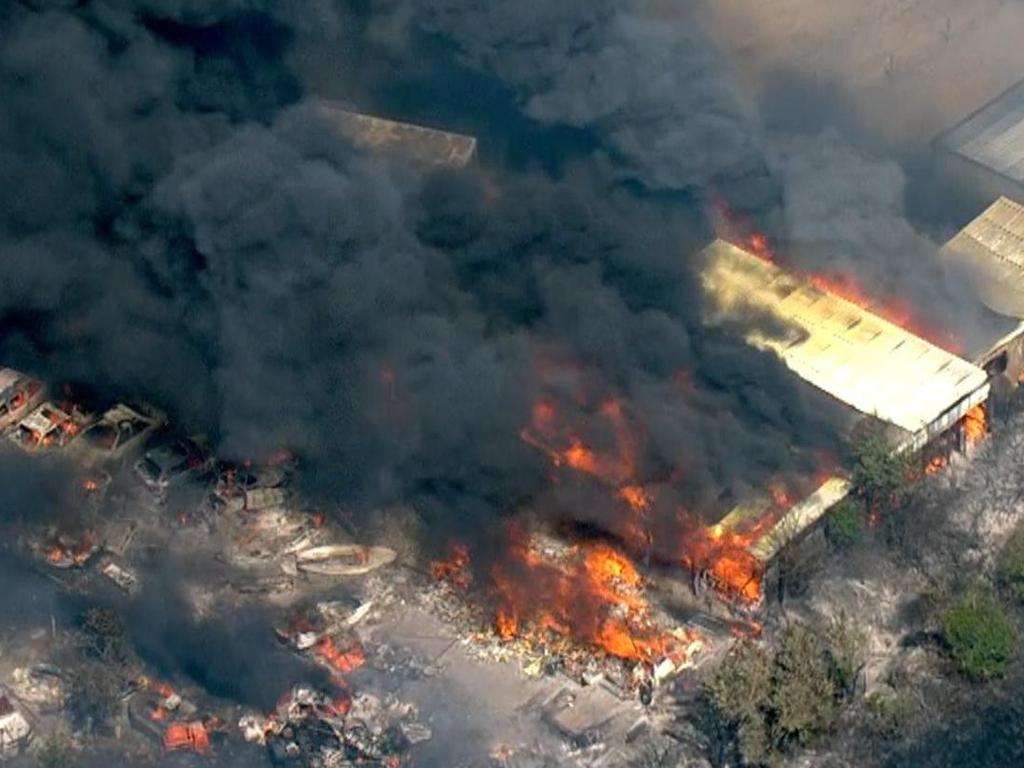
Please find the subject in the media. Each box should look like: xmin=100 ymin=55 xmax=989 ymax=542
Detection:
xmin=486 ymin=526 xmax=674 ymax=662
xmin=712 ymin=202 xmax=961 ymax=353
xmin=315 ymin=636 xmax=366 ymax=676
xmin=431 ymin=543 xmax=472 ymax=589
xmin=163 ymin=722 xmax=211 ymax=754
xmin=964 ymin=404 xmax=987 ymax=447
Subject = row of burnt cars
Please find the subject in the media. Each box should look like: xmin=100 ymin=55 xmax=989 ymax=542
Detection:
xmin=0 ymin=367 xmax=427 ymax=766
xmin=0 ymin=367 xmax=219 ymax=499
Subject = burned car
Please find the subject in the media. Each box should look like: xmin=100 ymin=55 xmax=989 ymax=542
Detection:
xmin=0 ymin=368 xmax=45 ymax=432
xmin=134 ymin=437 xmax=214 ymax=498
xmin=67 ymin=403 xmax=166 ymax=469
xmin=6 ymin=402 xmax=91 ymax=452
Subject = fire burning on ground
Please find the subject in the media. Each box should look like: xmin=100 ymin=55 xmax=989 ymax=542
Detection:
xmin=432 ymin=527 xmax=702 ymax=668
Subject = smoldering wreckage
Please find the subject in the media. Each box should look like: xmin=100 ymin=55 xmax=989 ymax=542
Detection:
xmin=3 ymin=115 xmax=1024 ymax=765
xmin=6 ymin=2 xmax=1024 ymax=767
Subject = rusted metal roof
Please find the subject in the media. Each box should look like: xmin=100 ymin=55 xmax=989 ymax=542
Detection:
xmin=700 ymin=238 xmax=990 ymax=435
xmin=315 ymin=102 xmax=477 ymax=168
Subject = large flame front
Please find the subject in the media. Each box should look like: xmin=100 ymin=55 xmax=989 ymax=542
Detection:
xmin=487 ymin=526 xmax=672 ymax=662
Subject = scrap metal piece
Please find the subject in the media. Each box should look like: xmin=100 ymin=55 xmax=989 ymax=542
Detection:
xmin=294 ymin=545 xmax=396 ymax=576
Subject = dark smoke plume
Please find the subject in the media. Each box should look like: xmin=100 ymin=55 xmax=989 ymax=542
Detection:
xmin=0 ymin=0 xmax=849 ymax=538
xmin=126 ymin=574 xmax=331 ymax=711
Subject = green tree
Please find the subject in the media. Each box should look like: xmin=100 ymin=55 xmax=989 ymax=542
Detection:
xmin=707 ymin=641 xmax=774 ymax=764
xmin=942 ymin=586 xmax=1017 ymax=680
xmin=706 ymin=624 xmax=848 ymax=765
xmin=824 ymin=499 xmax=865 ymax=551
xmin=995 ymin=524 xmax=1024 ymax=602
xmin=772 ymin=624 xmax=837 ymax=746
xmin=850 ymin=435 xmax=913 ymax=512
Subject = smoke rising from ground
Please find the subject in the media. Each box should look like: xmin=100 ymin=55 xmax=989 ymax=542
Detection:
xmin=0 ymin=5 xmax=1011 ymax=757
xmin=0 ymin=0 xmax=851 ymax=535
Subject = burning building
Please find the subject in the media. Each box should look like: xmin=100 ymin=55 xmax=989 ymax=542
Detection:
xmin=696 ymin=236 xmax=996 ymax=589
xmin=313 ymin=101 xmax=478 ymax=168
xmin=937 ymin=77 xmax=1024 ymax=204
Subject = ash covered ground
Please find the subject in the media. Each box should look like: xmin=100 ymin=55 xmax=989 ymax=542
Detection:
xmin=2 ymin=1 xmax=1024 ymax=767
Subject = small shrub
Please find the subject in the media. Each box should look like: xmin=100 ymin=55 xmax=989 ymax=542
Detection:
xmin=824 ymin=500 xmax=865 ymax=551
xmin=772 ymin=624 xmax=837 ymax=746
xmin=80 ymin=606 xmax=127 ymax=663
xmin=825 ymin=614 xmax=867 ymax=695
xmin=68 ymin=662 xmax=122 ymax=733
xmin=863 ymin=691 xmax=914 ymax=740
xmin=36 ymin=730 xmax=76 ymax=768
xmin=942 ymin=587 xmax=1017 ymax=680
xmin=995 ymin=525 xmax=1024 ymax=602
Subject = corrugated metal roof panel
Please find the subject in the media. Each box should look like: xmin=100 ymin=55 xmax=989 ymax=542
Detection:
xmin=942 ymin=79 xmax=1024 ymax=185
xmin=314 ymin=102 xmax=477 ymax=168
xmin=701 ymin=239 xmax=989 ymax=434
xmin=941 ymin=196 xmax=1024 ymax=321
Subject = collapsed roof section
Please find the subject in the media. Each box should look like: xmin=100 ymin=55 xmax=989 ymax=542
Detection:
xmin=314 ymin=101 xmax=477 ymax=169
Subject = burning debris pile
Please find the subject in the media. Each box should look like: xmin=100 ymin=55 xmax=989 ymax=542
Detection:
xmin=241 ymin=685 xmax=429 ymax=768
xmin=127 ymin=678 xmax=224 ymax=756
xmin=431 ymin=528 xmax=704 ymax=693
xmin=277 ymin=602 xmax=370 ymax=680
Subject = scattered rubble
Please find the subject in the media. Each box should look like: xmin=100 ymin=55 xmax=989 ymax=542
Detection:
xmin=8 ymin=667 xmax=69 ymax=713
xmin=241 ymin=685 xmax=428 ymax=767
xmin=99 ymin=559 xmax=139 ymax=594
xmin=0 ymin=696 xmax=32 ymax=761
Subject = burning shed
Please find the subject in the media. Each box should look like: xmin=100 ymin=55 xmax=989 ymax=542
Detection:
xmin=698 ymin=237 xmax=993 ymax=570
xmin=314 ymin=101 xmax=478 ymax=168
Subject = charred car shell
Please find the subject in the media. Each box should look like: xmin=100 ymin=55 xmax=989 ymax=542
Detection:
xmin=67 ymin=403 xmax=166 ymax=470
xmin=134 ymin=438 xmax=214 ymax=498
xmin=0 ymin=368 xmax=45 ymax=432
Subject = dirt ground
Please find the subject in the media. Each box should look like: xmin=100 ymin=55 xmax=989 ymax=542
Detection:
xmin=680 ymin=0 xmax=1024 ymax=149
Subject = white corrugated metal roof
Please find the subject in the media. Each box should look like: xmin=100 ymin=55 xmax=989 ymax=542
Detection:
xmin=941 ymin=196 xmax=1024 ymax=320
xmin=315 ymin=102 xmax=477 ymax=168
xmin=942 ymin=79 xmax=1024 ymax=185
xmin=701 ymin=239 xmax=989 ymax=434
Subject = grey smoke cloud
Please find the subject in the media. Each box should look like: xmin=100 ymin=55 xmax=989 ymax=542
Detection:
xmin=767 ymin=129 xmax=1011 ymax=353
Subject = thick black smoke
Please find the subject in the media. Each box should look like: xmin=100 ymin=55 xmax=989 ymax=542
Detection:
xmin=418 ymin=0 xmax=779 ymax=211
xmin=126 ymin=572 xmax=331 ymax=711
xmin=0 ymin=0 xmax=850 ymax=539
